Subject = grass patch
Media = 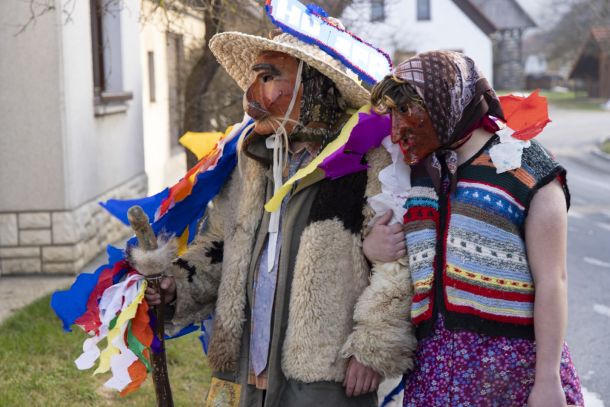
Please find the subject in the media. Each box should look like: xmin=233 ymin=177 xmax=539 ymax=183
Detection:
xmin=601 ymin=139 xmax=610 ymax=155
xmin=496 ymin=89 xmax=605 ymax=111
xmin=539 ymin=90 xmax=605 ymax=111
xmin=0 ymin=294 xmax=211 ymax=406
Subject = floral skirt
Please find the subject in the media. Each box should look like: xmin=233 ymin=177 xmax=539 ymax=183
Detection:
xmin=403 ymin=315 xmax=583 ymax=407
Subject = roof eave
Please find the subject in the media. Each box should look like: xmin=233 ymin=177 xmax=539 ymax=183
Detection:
xmin=509 ymin=0 xmax=537 ymax=29
xmin=451 ymin=0 xmax=498 ymax=36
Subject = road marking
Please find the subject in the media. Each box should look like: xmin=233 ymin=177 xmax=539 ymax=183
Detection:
xmin=584 ymin=257 xmax=610 ymax=268
xmin=570 ymin=172 xmax=610 ymax=192
xmin=597 ymin=223 xmax=610 ymax=232
xmin=582 ymin=387 xmax=605 ymax=407
xmin=569 ymin=205 xmax=610 ymax=216
xmin=593 ymin=304 xmax=610 ymax=318
xmin=571 ymin=196 xmax=588 ymax=205
xmin=581 ymin=370 xmax=595 ymax=381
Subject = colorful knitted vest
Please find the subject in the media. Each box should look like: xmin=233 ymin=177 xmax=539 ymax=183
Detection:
xmin=405 ymin=136 xmax=569 ymax=339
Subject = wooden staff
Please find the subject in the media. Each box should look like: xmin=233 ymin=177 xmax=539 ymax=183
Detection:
xmin=127 ymin=205 xmax=174 ymax=407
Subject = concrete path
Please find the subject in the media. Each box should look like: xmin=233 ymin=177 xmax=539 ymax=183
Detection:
xmin=0 ymin=249 xmax=107 ymax=324
xmin=0 ymin=275 xmax=76 ymax=323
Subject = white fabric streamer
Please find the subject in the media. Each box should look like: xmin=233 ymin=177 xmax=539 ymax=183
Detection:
xmin=368 ymin=136 xmax=412 ymax=226
xmin=103 ymin=301 xmax=140 ymax=391
xmin=74 ymin=274 xmax=144 ymax=376
xmin=489 ymin=119 xmax=531 ymax=174
xmin=266 ymin=60 xmax=304 ymax=273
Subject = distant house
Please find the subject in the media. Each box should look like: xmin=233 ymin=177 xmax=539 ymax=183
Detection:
xmin=139 ymin=2 xmax=206 ymax=195
xmin=469 ymin=0 xmax=536 ymax=90
xmin=342 ymin=0 xmax=536 ymax=89
xmin=0 ymin=0 xmax=205 ymax=275
xmin=342 ymin=0 xmax=496 ymax=82
xmin=570 ymin=26 xmax=610 ymax=98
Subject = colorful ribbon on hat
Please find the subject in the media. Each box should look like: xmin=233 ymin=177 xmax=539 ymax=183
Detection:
xmin=265 ymin=0 xmax=392 ymax=84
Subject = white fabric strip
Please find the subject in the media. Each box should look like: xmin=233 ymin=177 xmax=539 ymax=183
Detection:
xmin=266 ymin=60 xmax=304 ymax=273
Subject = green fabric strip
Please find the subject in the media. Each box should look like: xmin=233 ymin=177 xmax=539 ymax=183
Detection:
xmin=127 ymin=321 xmax=151 ymax=372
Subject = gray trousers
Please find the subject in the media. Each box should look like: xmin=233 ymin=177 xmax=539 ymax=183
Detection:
xmin=244 ymin=380 xmax=377 ymax=407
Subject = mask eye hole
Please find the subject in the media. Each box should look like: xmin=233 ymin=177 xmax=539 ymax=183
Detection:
xmin=262 ymin=75 xmax=273 ymax=83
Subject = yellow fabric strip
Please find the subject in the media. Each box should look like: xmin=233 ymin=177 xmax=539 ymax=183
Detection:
xmin=264 ymin=105 xmax=370 ymax=212
xmin=446 ymin=264 xmax=534 ymax=292
xmin=446 ymin=294 xmax=533 ymax=317
xmin=413 ymin=276 xmax=434 ymax=292
xmin=95 ymin=280 xmax=147 ymax=375
xmin=177 ymin=227 xmax=190 ymax=257
xmin=179 ymin=129 xmax=228 ymax=161
xmin=411 ymin=303 xmax=430 ymax=319
xmin=206 ymin=377 xmax=241 ymax=407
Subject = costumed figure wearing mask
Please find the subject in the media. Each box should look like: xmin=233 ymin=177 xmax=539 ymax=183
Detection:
xmin=131 ymin=6 xmax=417 ymax=407
xmin=364 ymin=50 xmax=584 ymax=406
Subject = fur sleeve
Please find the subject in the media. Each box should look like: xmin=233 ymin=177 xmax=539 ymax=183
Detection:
xmin=340 ymin=259 xmax=416 ymax=377
xmin=340 ymin=147 xmax=417 ymax=377
xmin=164 ymin=174 xmax=235 ymax=335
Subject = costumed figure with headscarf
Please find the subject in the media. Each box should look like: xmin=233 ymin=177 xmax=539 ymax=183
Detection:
xmin=130 ymin=2 xmax=417 ymax=406
xmin=364 ymin=50 xmax=584 ymax=406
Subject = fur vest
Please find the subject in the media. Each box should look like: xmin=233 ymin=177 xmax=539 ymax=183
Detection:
xmin=136 ymin=147 xmax=416 ymax=381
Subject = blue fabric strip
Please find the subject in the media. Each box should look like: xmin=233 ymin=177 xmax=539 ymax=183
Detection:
xmin=51 ymin=122 xmax=249 ymax=337
xmin=381 ymin=379 xmax=405 ymax=407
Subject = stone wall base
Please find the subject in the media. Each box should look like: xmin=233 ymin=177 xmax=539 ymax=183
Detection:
xmin=0 ymin=174 xmax=147 ymax=275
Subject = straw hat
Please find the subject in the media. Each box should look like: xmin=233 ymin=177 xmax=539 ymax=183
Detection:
xmin=208 ymin=31 xmax=370 ymax=109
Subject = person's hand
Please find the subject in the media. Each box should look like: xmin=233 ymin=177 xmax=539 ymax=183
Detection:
xmin=527 ymin=375 xmax=567 ymax=407
xmin=145 ymin=276 xmax=177 ymax=305
xmin=363 ymin=210 xmax=406 ymax=263
xmin=343 ymin=356 xmax=381 ymax=397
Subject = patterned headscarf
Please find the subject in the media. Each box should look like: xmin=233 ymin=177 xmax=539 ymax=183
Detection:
xmin=393 ymin=50 xmax=504 ymax=193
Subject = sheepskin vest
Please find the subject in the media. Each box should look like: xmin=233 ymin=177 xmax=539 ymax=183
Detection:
xmin=406 ymin=136 xmax=569 ymax=340
xmin=166 ymin=140 xmax=416 ymax=383
xmin=221 ymin=161 xmax=371 ymax=376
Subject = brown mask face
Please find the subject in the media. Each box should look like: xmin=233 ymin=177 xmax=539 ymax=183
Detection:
xmin=390 ymin=103 xmax=441 ymax=165
xmin=244 ymin=51 xmax=303 ymax=136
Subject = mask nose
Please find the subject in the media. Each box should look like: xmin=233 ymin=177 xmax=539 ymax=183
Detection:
xmin=245 ymin=83 xmax=270 ymax=120
xmin=390 ymin=114 xmax=403 ymax=144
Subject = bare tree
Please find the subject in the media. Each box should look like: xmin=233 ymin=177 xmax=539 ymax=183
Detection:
xmin=540 ymin=0 xmax=610 ymax=65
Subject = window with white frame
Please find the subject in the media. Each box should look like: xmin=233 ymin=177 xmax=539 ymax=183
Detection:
xmin=167 ymin=32 xmax=185 ymax=148
xmin=90 ymin=0 xmax=132 ymax=109
xmin=417 ymin=0 xmax=431 ymax=21
xmin=147 ymin=51 xmax=156 ymax=103
xmin=371 ymin=0 xmax=385 ymax=22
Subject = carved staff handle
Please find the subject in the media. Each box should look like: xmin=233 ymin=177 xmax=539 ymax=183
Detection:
xmin=127 ymin=205 xmax=174 ymax=407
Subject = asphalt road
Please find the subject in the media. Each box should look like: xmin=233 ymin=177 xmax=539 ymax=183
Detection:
xmin=541 ymin=106 xmax=610 ymax=406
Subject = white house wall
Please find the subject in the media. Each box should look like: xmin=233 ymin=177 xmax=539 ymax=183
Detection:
xmin=140 ymin=3 xmax=206 ymax=195
xmin=0 ymin=1 xmax=146 ymax=275
xmin=61 ymin=0 xmax=145 ymax=209
xmin=0 ymin=2 xmax=66 ymax=211
xmin=342 ymin=0 xmax=493 ymax=83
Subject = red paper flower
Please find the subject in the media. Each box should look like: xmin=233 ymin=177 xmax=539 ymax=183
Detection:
xmin=499 ymin=90 xmax=551 ymax=141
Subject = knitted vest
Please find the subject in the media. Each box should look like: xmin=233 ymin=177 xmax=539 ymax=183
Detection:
xmin=405 ymin=136 xmax=569 ymax=339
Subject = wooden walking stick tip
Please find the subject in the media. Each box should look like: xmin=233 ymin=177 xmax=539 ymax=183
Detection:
xmin=128 ymin=205 xmax=159 ymax=252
